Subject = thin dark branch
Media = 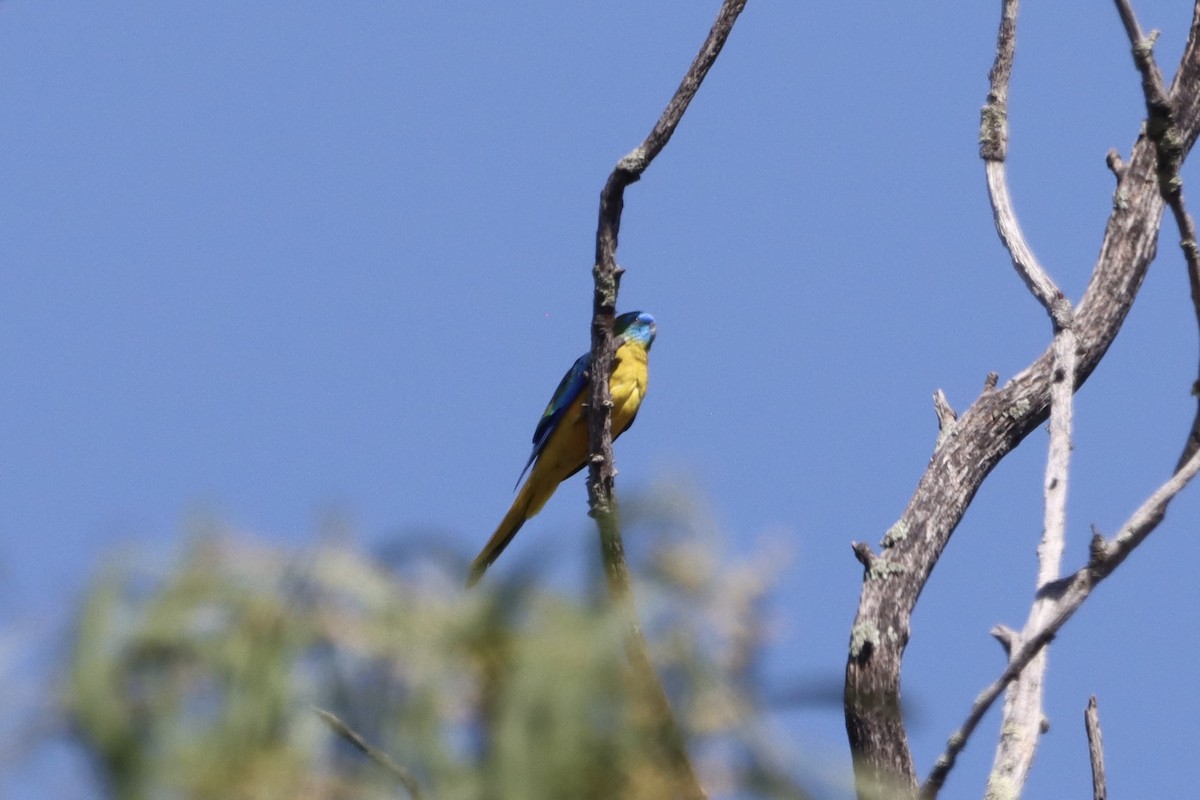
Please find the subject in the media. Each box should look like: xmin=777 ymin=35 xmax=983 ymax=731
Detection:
xmin=1117 ymin=0 xmax=1200 ymax=470
xmin=1168 ymin=3 xmax=1200 ymax=477
xmin=1114 ymin=0 xmax=1172 ymax=110
xmin=1085 ymin=696 xmax=1108 ymax=800
xmin=1114 ymin=0 xmax=1183 ymax=201
xmin=313 ymin=706 xmax=423 ymax=800
xmin=585 ymin=3 xmax=749 ymax=798
xmin=1175 ymin=194 xmax=1200 ymax=470
xmin=588 ymin=0 xmax=749 ymax=517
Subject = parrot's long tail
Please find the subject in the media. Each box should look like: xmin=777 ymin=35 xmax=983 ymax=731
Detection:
xmin=467 ymin=477 xmax=545 ymax=587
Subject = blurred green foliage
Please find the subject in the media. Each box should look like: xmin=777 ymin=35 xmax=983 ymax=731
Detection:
xmin=64 ymin=486 xmax=819 ymax=799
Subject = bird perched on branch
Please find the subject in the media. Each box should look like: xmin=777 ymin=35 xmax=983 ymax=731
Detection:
xmin=467 ymin=311 xmax=656 ymax=587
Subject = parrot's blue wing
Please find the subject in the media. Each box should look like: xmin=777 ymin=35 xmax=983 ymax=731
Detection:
xmin=514 ymin=351 xmax=590 ymax=490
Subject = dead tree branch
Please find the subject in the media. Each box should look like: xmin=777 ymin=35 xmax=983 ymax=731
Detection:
xmin=920 ymin=442 xmax=1200 ymax=797
xmin=845 ymin=1 xmax=1200 ymax=795
xmin=1116 ymin=0 xmax=1200 ymax=471
xmin=984 ymin=331 xmax=1076 ymax=796
xmin=585 ymin=3 xmax=749 ymax=798
xmin=589 ymin=0 xmax=748 ymax=549
xmin=979 ymin=0 xmax=1071 ymax=326
xmin=974 ymin=1 xmax=1079 ymax=788
xmin=1085 ymin=696 xmax=1108 ymax=800
xmin=935 ymin=0 xmax=1075 ymax=787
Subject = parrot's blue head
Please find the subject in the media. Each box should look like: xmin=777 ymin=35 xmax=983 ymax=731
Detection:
xmin=615 ymin=311 xmax=656 ymax=350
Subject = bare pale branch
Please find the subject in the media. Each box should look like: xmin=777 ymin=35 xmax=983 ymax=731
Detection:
xmin=984 ymin=329 xmax=1076 ymax=795
xmin=980 ymin=0 xmax=1069 ymax=325
xmin=1085 ymin=696 xmax=1108 ymax=800
xmin=985 ymin=163 xmax=1070 ymax=325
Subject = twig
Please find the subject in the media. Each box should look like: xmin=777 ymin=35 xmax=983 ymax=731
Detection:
xmin=980 ymin=0 xmax=1070 ymax=326
xmin=920 ymin=443 xmax=1200 ymax=797
xmin=313 ymin=706 xmax=423 ymax=800
xmin=932 ymin=389 xmax=958 ymax=447
xmin=1114 ymin=0 xmax=1172 ymax=118
xmin=990 ymin=624 xmax=1018 ymax=655
xmin=586 ymin=3 xmax=749 ymax=798
xmin=1175 ymin=201 xmax=1200 ymax=471
xmin=1085 ymin=696 xmax=1108 ymax=800
xmin=851 ymin=541 xmax=878 ymax=571
xmin=1106 ymin=148 xmax=1127 ymax=181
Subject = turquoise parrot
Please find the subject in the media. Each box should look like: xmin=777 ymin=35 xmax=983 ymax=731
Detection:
xmin=467 ymin=311 xmax=656 ymax=586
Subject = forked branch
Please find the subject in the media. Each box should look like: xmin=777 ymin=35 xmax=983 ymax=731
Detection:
xmin=845 ymin=1 xmax=1200 ymax=796
xmin=974 ymin=0 xmax=1080 ymax=788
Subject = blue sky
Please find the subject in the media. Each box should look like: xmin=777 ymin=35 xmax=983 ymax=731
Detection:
xmin=3 ymin=1 xmax=1199 ymax=797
